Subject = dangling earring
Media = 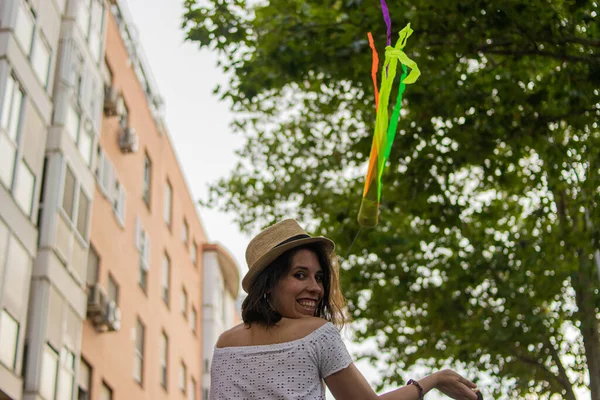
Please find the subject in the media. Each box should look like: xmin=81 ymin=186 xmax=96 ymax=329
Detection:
xmin=264 ymin=293 xmax=275 ymax=312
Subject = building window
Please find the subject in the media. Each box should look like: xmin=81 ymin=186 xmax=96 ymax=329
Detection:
xmin=181 ymin=287 xmax=188 ymax=319
xmin=161 ymin=253 xmax=170 ymax=306
xmin=164 ymin=181 xmax=172 ymax=227
xmin=57 ymin=348 xmax=76 ymax=400
xmin=86 ymin=245 xmax=99 ymax=301
xmin=0 ymin=309 xmax=19 ymax=369
xmin=112 ymin=179 xmax=126 ymax=225
xmin=160 ymin=331 xmax=168 ymax=389
xmin=0 ymin=220 xmax=8 ymax=297
xmin=77 ymin=358 xmax=91 ymax=400
xmin=66 ymin=104 xmax=94 ymax=166
xmin=14 ymin=160 xmax=35 ymax=215
xmin=76 ymin=188 xmax=90 ymax=238
xmin=40 ymin=344 xmax=59 ymax=400
xmin=134 ymin=318 xmax=145 ymax=384
xmin=78 ymin=0 xmax=105 ymax=64
xmin=61 ymin=164 xmax=90 ymax=240
xmin=96 ymin=146 xmax=126 ymax=225
xmin=179 ymin=362 xmax=187 ymax=393
xmin=107 ymin=274 xmax=119 ymax=305
xmin=31 ymin=32 xmax=51 ymax=87
xmin=89 ymin=0 xmax=105 ymax=63
xmin=182 ymin=219 xmax=188 ymax=245
xmin=0 ymin=74 xmax=24 ymax=192
xmin=117 ymin=96 xmax=128 ymax=128
xmin=100 ymin=381 xmax=113 ymax=400
xmin=190 ymin=241 xmax=197 ymax=266
xmin=77 ymin=121 xmax=93 ymax=167
xmin=135 ymin=217 xmax=150 ymax=292
xmin=15 ymin=2 xmax=34 ymax=54
xmin=4 ymin=235 xmax=30 ymax=315
xmin=142 ymin=153 xmax=151 ymax=207
xmin=77 ymin=0 xmax=91 ymax=36
xmin=61 ymin=165 xmax=76 ymax=218
xmin=66 ymin=103 xmax=80 ymax=143
xmin=189 ymin=377 xmax=197 ymax=400
xmin=190 ymin=306 xmax=197 ymax=334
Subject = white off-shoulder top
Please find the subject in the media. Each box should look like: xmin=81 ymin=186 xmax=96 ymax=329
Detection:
xmin=210 ymin=322 xmax=352 ymax=399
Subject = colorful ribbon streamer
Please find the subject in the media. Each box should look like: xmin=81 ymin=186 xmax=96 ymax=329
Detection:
xmin=357 ymin=23 xmax=421 ymax=228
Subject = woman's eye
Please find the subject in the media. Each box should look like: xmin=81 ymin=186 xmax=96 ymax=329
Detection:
xmin=295 ymin=272 xmax=306 ymax=279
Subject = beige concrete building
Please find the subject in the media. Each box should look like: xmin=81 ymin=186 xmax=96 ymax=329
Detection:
xmin=0 ymin=1 xmax=241 ymax=399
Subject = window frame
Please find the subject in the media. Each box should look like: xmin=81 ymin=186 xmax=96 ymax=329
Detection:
xmin=181 ymin=287 xmax=188 ymax=319
xmin=190 ymin=306 xmax=197 ymax=335
xmin=142 ymin=152 xmax=151 ymax=208
xmin=31 ymin=30 xmax=52 ymax=88
xmin=190 ymin=241 xmax=197 ymax=266
xmin=135 ymin=217 xmax=150 ymax=293
xmin=181 ymin=219 xmax=188 ymax=245
xmin=60 ymin=161 xmax=91 ymax=242
xmin=161 ymin=252 xmax=170 ymax=306
xmin=107 ymin=274 xmax=119 ymax=305
xmin=160 ymin=331 xmax=168 ymax=390
xmin=57 ymin=347 xmax=76 ymax=400
xmin=0 ymin=73 xmax=31 ymax=217
xmin=179 ymin=361 xmax=187 ymax=394
xmin=0 ymin=309 xmax=20 ymax=370
xmin=77 ymin=357 xmax=92 ymax=400
xmin=40 ymin=344 xmax=59 ymax=400
xmin=163 ymin=180 xmax=172 ymax=228
xmin=100 ymin=381 xmax=113 ymax=400
xmin=14 ymin=1 xmax=35 ymax=56
xmin=133 ymin=317 xmax=145 ymax=385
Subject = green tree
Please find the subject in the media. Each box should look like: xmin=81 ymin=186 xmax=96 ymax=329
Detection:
xmin=182 ymin=0 xmax=600 ymax=398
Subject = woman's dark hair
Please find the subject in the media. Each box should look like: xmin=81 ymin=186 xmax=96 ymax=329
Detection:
xmin=241 ymin=242 xmax=346 ymax=328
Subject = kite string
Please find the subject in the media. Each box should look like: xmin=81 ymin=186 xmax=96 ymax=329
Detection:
xmin=344 ymin=227 xmax=363 ymax=259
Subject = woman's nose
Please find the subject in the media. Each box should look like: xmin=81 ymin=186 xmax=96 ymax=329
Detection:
xmin=307 ymin=278 xmax=321 ymax=293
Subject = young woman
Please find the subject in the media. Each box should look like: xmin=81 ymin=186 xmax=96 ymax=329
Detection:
xmin=210 ymin=219 xmax=482 ymax=400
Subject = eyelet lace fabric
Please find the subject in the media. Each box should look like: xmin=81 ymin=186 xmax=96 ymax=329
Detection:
xmin=210 ymin=322 xmax=352 ymax=399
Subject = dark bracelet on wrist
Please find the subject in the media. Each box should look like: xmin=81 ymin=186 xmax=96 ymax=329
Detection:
xmin=406 ymin=379 xmax=424 ymax=400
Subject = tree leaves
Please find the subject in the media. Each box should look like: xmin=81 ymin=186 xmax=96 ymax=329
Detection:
xmin=183 ymin=0 xmax=600 ymax=398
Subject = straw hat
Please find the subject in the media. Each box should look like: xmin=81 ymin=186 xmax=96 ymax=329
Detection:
xmin=242 ymin=219 xmax=335 ymax=293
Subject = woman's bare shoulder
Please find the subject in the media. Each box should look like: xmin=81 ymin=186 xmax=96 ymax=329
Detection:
xmin=215 ymin=318 xmax=330 ymax=348
xmin=216 ymin=323 xmax=248 ymax=348
xmin=279 ymin=317 xmax=330 ymax=337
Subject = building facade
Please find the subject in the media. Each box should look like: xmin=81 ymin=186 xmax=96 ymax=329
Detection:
xmin=201 ymin=244 xmax=240 ymax=399
xmin=0 ymin=1 xmax=241 ymax=399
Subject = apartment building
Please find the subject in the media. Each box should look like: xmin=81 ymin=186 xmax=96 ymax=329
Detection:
xmin=0 ymin=1 xmax=241 ymax=399
xmin=201 ymin=244 xmax=240 ymax=399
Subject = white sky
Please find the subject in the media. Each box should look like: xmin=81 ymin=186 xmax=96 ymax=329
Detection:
xmin=122 ymin=1 xmax=590 ymax=399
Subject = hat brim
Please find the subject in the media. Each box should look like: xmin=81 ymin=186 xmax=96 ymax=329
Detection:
xmin=241 ymin=236 xmax=335 ymax=293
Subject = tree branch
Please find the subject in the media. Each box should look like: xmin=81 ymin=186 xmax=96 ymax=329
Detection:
xmin=545 ymin=340 xmax=577 ymax=400
xmin=516 ymin=354 xmax=574 ymax=398
xmin=475 ymin=48 xmax=599 ymax=63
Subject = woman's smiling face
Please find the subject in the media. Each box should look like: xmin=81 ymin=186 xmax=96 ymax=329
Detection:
xmin=270 ymin=249 xmax=325 ymax=319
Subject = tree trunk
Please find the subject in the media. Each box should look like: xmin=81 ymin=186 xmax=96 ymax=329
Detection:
xmin=574 ymin=252 xmax=600 ymax=400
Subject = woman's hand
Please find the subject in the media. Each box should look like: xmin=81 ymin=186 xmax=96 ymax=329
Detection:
xmin=433 ymin=369 xmax=480 ymax=400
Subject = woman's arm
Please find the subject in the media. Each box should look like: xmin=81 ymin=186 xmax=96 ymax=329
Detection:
xmin=325 ymin=364 xmax=479 ymax=400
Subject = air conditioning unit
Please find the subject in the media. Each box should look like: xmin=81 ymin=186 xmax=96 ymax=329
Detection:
xmin=105 ymin=301 xmax=121 ymax=332
xmin=87 ymin=283 xmax=107 ymax=319
xmin=119 ymin=127 xmax=138 ymax=153
xmin=104 ymin=85 xmax=120 ymax=117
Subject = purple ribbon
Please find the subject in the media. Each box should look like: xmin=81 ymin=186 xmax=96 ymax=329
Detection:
xmin=379 ymin=0 xmax=392 ymax=46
